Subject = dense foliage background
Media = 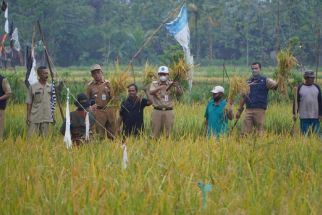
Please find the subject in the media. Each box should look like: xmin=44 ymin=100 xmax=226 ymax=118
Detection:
xmin=5 ymin=0 xmax=322 ymax=67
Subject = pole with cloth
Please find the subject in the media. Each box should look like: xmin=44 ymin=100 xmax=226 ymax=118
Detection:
xmin=37 ymin=21 xmax=64 ymax=121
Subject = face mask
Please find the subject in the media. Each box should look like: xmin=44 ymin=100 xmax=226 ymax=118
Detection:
xmin=160 ymin=75 xmax=168 ymax=82
xmin=252 ymin=69 xmax=260 ymax=76
xmin=213 ymin=94 xmax=222 ymax=102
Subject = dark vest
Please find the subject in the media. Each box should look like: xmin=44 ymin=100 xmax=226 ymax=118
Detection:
xmin=245 ymin=75 xmax=268 ymax=109
xmin=0 ymin=75 xmax=7 ymax=110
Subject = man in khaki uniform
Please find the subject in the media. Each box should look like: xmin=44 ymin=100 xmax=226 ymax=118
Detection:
xmin=149 ymin=66 xmax=183 ymax=138
xmin=236 ymin=62 xmax=277 ymax=135
xmin=86 ymin=64 xmax=117 ymax=139
xmin=26 ymin=66 xmax=54 ymax=137
xmin=0 ymin=74 xmax=11 ymax=139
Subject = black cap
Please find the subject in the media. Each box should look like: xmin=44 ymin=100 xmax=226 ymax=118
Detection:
xmin=74 ymin=93 xmax=90 ymax=109
xmin=304 ymin=70 xmax=315 ymax=78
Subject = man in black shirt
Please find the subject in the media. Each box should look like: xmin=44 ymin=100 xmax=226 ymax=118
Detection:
xmin=120 ymin=84 xmax=152 ymax=136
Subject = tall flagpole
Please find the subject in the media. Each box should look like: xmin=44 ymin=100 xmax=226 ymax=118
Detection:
xmin=37 ymin=21 xmax=64 ymax=121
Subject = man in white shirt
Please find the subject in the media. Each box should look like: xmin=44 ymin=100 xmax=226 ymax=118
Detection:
xmin=293 ymin=70 xmax=322 ymax=135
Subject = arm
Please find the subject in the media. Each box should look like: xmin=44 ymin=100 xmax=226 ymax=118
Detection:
xmin=0 ymin=78 xmax=11 ymax=101
xmin=142 ymin=88 xmax=152 ymax=106
xmin=149 ymin=85 xmax=163 ymax=96
xmin=266 ymin=78 xmax=278 ymax=90
xmin=315 ymin=84 xmax=322 ymax=118
xmin=235 ymin=96 xmax=245 ymax=119
xmin=175 ymin=84 xmax=183 ymax=97
xmin=26 ymin=86 xmax=33 ymax=125
xmin=226 ymin=109 xmax=234 ymax=120
xmin=204 ymin=105 xmax=209 ymax=128
xmin=26 ymin=104 xmax=32 ymax=125
xmin=292 ymin=86 xmax=299 ymax=119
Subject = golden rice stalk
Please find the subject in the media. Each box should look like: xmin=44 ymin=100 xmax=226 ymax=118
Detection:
xmin=227 ymin=76 xmax=250 ymax=108
xmin=143 ymin=61 xmax=157 ymax=86
xmin=109 ymin=61 xmax=130 ymax=106
xmin=276 ymin=49 xmax=298 ymax=95
xmin=169 ymin=58 xmax=190 ymax=82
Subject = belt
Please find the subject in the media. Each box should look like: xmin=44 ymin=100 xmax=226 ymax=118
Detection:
xmin=96 ymin=105 xmax=108 ymax=110
xmin=154 ymin=107 xmax=173 ymax=111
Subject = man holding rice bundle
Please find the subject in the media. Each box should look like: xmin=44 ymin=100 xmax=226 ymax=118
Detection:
xmin=205 ymin=86 xmax=233 ymax=138
xmin=293 ymin=70 xmax=322 ymax=136
xmin=86 ymin=64 xmax=117 ymax=140
xmin=149 ymin=66 xmax=183 ymax=138
xmin=236 ymin=62 xmax=277 ymax=135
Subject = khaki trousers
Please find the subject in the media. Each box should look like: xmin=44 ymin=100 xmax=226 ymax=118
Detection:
xmin=0 ymin=110 xmax=4 ymax=139
xmin=94 ymin=108 xmax=118 ymax=140
xmin=27 ymin=122 xmax=50 ymax=138
xmin=241 ymin=108 xmax=266 ymax=135
xmin=151 ymin=109 xmax=174 ymax=138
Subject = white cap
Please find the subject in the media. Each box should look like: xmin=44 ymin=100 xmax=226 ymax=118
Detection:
xmin=211 ymin=86 xmax=224 ymax=94
xmin=158 ymin=66 xmax=169 ymax=74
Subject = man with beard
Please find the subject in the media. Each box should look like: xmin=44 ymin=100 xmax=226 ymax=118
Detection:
xmin=120 ymin=84 xmax=152 ymax=137
xmin=205 ymin=86 xmax=233 ymax=138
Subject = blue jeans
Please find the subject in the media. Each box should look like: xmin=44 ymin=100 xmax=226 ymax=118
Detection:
xmin=300 ymin=119 xmax=320 ymax=135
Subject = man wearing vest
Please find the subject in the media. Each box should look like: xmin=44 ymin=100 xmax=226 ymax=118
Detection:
xmin=293 ymin=70 xmax=322 ymax=135
xmin=149 ymin=66 xmax=183 ymax=138
xmin=236 ymin=62 xmax=277 ymax=135
xmin=0 ymin=74 xmax=11 ymax=139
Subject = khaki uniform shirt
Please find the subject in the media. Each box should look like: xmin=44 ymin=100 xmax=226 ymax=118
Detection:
xmin=2 ymin=78 xmax=11 ymax=94
xmin=86 ymin=80 xmax=111 ymax=108
xmin=26 ymin=81 xmax=53 ymax=123
xmin=149 ymin=80 xmax=176 ymax=108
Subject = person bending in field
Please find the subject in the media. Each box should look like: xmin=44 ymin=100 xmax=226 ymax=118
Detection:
xmin=293 ymin=70 xmax=322 ymax=136
xmin=60 ymin=93 xmax=95 ymax=145
xmin=120 ymin=84 xmax=152 ymax=137
xmin=205 ymin=86 xmax=233 ymax=138
xmin=235 ymin=62 xmax=277 ymax=135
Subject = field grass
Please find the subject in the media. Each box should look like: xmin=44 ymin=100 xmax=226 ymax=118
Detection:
xmin=0 ymin=66 xmax=322 ymax=214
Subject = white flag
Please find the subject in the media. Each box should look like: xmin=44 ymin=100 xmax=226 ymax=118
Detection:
xmin=28 ymin=48 xmax=38 ymax=86
xmin=122 ymin=144 xmax=128 ymax=169
xmin=165 ymin=5 xmax=194 ymax=91
xmin=4 ymin=5 xmax=8 ymax=34
xmin=64 ymin=88 xmax=72 ymax=149
xmin=85 ymin=112 xmax=90 ymax=140
xmin=11 ymin=28 xmax=21 ymax=51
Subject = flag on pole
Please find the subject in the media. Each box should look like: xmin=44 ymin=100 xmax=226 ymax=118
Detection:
xmin=11 ymin=28 xmax=21 ymax=51
xmin=50 ymin=80 xmax=57 ymax=122
xmin=165 ymin=5 xmax=194 ymax=91
xmin=122 ymin=144 xmax=128 ymax=169
xmin=4 ymin=2 xmax=8 ymax=34
xmin=25 ymin=46 xmax=38 ymax=87
xmin=64 ymin=88 xmax=72 ymax=149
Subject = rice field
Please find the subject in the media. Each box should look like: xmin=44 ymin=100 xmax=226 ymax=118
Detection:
xmin=0 ymin=66 xmax=322 ymax=214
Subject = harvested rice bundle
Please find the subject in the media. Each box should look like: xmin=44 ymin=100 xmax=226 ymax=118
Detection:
xmin=276 ymin=49 xmax=298 ymax=95
xmin=227 ymin=76 xmax=250 ymax=109
xmin=109 ymin=62 xmax=130 ymax=106
xmin=169 ymin=58 xmax=190 ymax=82
xmin=143 ymin=61 xmax=157 ymax=86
